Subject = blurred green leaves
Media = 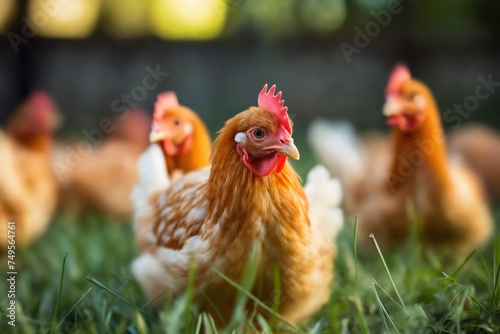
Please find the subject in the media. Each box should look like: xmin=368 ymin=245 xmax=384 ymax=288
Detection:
xmin=3 ymin=0 xmax=498 ymax=43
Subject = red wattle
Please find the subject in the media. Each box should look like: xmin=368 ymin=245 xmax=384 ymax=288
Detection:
xmin=162 ymin=139 xmax=179 ymax=156
xmin=386 ymin=115 xmax=405 ymax=127
xmin=275 ymin=155 xmax=287 ymax=173
xmin=177 ymin=135 xmax=193 ymax=155
xmin=238 ymin=145 xmax=279 ymax=177
xmin=386 ymin=113 xmax=424 ymax=131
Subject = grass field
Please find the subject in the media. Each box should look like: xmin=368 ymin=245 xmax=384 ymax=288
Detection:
xmin=0 ymin=208 xmax=499 ymax=333
xmin=1 ymin=138 xmax=499 ymax=333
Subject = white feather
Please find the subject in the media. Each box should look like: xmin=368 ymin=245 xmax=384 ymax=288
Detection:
xmin=234 ymin=132 xmax=246 ymax=143
xmin=132 ymin=232 xmax=213 ymax=298
xmin=131 ymin=144 xmax=171 ymax=247
xmin=132 ymin=253 xmax=169 ymax=299
xmin=307 ymin=120 xmax=365 ymax=186
xmin=304 ymin=165 xmax=344 ymax=245
xmin=186 ymin=207 xmax=207 ymax=223
xmin=131 ymin=144 xmax=170 ymax=217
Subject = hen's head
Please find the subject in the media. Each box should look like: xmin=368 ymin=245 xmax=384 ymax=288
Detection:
xmin=111 ymin=107 xmax=150 ymax=149
xmin=224 ymin=84 xmax=299 ymax=177
xmin=149 ymin=92 xmax=198 ymax=156
xmin=383 ymin=64 xmax=434 ymax=133
xmin=8 ymin=90 xmax=59 ymax=138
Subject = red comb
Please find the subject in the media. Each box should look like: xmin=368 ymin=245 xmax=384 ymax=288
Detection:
xmin=154 ymin=91 xmax=179 ymax=123
xmin=29 ymin=90 xmax=55 ymax=115
xmin=386 ymin=63 xmax=411 ymax=97
xmin=258 ymin=84 xmax=291 ymax=133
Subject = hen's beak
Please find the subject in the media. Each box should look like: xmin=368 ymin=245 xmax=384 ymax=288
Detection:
xmin=149 ymin=130 xmax=171 ymax=143
xmin=274 ymin=141 xmax=300 ymax=160
xmin=382 ymin=96 xmax=403 ymax=117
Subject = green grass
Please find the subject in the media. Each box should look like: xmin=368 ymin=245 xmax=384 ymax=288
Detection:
xmin=0 ymin=209 xmax=499 ymax=333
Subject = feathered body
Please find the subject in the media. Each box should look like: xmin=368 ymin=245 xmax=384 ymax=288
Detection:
xmin=57 ymin=109 xmax=150 ymax=219
xmin=0 ymin=91 xmax=58 ymax=247
xmin=450 ymin=124 xmax=500 ymax=202
xmin=0 ymin=135 xmax=57 ymax=247
xmin=132 ymin=85 xmax=342 ymax=326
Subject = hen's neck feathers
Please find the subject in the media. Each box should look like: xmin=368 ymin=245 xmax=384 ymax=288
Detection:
xmin=206 ymin=120 xmax=309 ymax=239
xmin=389 ymin=89 xmax=450 ymax=191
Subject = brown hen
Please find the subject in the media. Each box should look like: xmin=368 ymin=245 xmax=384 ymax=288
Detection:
xmin=0 ymin=91 xmax=59 ymax=247
xmin=132 ymin=85 xmax=343 ymax=327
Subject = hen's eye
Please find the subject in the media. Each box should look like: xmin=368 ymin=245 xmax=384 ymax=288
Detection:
xmin=174 ymin=119 xmax=180 ymax=126
xmin=253 ymin=129 xmax=265 ymax=139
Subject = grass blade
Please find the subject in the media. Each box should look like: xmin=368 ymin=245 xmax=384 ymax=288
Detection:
xmin=353 ymin=295 xmax=370 ymax=334
xmin=55 ymin=287 xmax=92 ymax=330
xmin=370 ymin=282 xmax=390 ymax=334
xmin=493 ymin=236 xmax=497 ymax=291
xmin=184 ymin=259 xmax=197 ymax=328
xmin=212 ymin=268 xmax=300 ymax=333
xmin=406 ymin=199 xmax=420 ymax=247
xmin=269 ymin=264 xmax=281 ymax=329
xmin=489 ymin=258 xmax=500 ymax=311
xmin=451 ymin=250 xmax=476 ymax=278
xmin=201 ymin=292 xmax=226 ymax=326
xmin=372 ymin=280 xmax=406 ymax=313
xmin=50 ymin=251 xmax=68 ymax=333
xmin=371 ymin=281 xmax=401 ymax=334
xmin=353 ymin=215 xmax=370 ymax=334
xmin=370 ymin=233 xmax=407 ymax=311
xmin=468 ymin=293 xmax=495 ymax=321
xmin=162 ymin=259 xmax=198 ymax=333
xmin=201 ymin=312 xmax=218 ymax=334
xmin=76 ymin=306 xmax=96 ymax=334
xmin=86 ymin=275 xmax=158 ymax=323
xmin=310 ymin=320 xmax=323 ymax=334
xmin=454 ymin=289 xmax=468 ymax=334
xmin=226 ymin=246 xmax=262 ymax=330
xmin=195 ymin=314 xmax=203 ymax=334
xmin=354 ymin=214 xmax=359 ymax=288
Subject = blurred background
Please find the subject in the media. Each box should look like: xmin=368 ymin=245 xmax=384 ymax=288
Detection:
xmin=1 ymin=0 xmax=499 ymax=135
xmin=1 ymin=2 xmax=500 ymax=332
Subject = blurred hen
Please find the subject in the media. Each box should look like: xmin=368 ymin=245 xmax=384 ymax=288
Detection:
xmin=309 ymin=64 xmax=492 ymax=255
xmin=149 ymin=91 xmax=212 ymax=181
xmin=0 ymin=91 xmax=59 ymax=247
xmin=132 ymin=85 xmax=342 ymax=326
xmin=133 ymin=92 xmax=213 ymax=250
xmin=57 ymin=108 xmax=150 ymax=220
